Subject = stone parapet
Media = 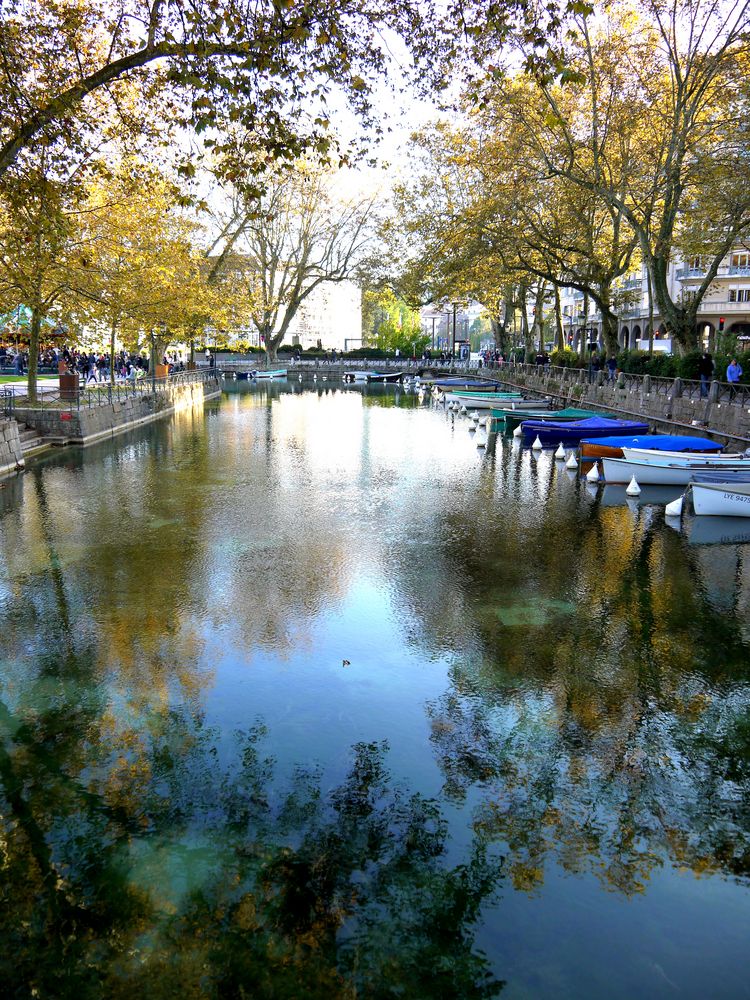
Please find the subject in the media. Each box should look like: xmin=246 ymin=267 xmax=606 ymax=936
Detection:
xmin=14 ymin=377 xmax=221 ymax=448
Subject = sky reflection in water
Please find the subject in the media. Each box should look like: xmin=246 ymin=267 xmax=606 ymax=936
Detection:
xmin=0 ymin=381 xmax=749 ymax=999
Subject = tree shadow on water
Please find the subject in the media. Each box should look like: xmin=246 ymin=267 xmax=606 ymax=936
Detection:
xmin=0 ymin=658 xmax=504 ymax=1000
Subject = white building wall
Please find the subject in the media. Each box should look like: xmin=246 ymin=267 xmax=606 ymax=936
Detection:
xmin=287 ymin=280 xmax=362 ymax=352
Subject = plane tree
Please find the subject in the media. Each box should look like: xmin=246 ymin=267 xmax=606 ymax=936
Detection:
xmin=503 ymin=0 xmax=750 ymax=352
xmin=208 ymin=163 xmax=378 ymax=360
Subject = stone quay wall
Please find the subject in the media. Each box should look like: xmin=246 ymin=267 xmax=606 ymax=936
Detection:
xmin=14 ymin=376 xmax=221 ymax=448
xmin=0 ymin=418 xmax=24 ymax=478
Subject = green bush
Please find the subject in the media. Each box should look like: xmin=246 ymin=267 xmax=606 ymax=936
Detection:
xmin=550 ymin=348 xmax=582 ymax=368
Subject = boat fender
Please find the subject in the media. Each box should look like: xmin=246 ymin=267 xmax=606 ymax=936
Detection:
xmin=477 ymin=439 xmax=486 ymax=448
xmin=460 ymin=405 xmax=467 ymax=414
xmin=484 ymin=416 xmax=492 ymax=429
xmin=513 ymin=425 xmax=522 ymax=438
xmin=532 ymin=435 xmax=543 ymax=450
xmin=554 ymin=442 xmax=566 ymax=460
xmin=586 ymin=462 xmax=600 ymax=483
xmin=626 ymin=476 xmax=641 ymax=496
xmin=665 ymin=495 xmax=684 ymax=517
xmin=565 ymin=453 xmax=578 ymax=469
xmin=468 ymin=424 xmax=476 ymax=433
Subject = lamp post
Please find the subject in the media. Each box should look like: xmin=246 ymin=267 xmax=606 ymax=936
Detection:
xmin=150 ymin=329 xmax=156 ymax=391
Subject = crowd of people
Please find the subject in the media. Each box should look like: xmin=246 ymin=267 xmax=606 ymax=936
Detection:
xmin=0 ymin=345 xmax=188 ymax=382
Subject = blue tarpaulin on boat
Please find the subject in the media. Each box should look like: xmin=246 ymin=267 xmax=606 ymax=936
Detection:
xmin=521 ymin=416 xmax=650 ymax=445
xmin=581 ymin=434 xmax=722 ymax=452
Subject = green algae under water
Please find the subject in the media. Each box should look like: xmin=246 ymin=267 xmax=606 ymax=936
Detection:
xmin=0 ymin=382 xmax=749 ymax=999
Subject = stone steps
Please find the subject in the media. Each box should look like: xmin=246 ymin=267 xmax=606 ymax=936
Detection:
xmin=16 ymin=423 xmax=49 ymax=458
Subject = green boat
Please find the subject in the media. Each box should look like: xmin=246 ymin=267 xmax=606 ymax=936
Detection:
xmin=496 ymin=407 xmax=617 ymax=433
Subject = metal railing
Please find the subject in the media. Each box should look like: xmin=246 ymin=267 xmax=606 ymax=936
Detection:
xmin=500 ymin=361 xmax=750 ymax=409
xmin=0 ymin=368 xmax=219 ymax=415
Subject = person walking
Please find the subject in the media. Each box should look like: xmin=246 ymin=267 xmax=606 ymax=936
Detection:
xmin=726 ymin=357 xmax=743 ymax=399
xmin=698 ymin=351 xmax=714 ymax=398
xmin=606 ymin=356 xmax=617 ymax=384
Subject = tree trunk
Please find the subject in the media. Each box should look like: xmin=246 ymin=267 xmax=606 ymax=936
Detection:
xmin=647 ymin=269 xmax=655 ymax=355
xmin=27 ymin=302 xmax=42 ymax=404
xmin=649 ymin=259 xmax=699 ymax=353
xmin=553 ymin=286 xmax=564 ymax=350
xmin=600 ymin=306 xmax=619 ymax=359
xmin=109 ymin=313 xmax=118 ymax=386
xmin=530 ymin=282 xmax=545 ymax=355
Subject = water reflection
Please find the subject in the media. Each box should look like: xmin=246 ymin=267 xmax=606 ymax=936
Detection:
xmin=0 ymin=383 xmax=749 ymax=997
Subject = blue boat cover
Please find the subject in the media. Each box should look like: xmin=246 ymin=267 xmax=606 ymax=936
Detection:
xmin=524 ymin=417 xmax=644 ymax=432
xmin=581 ymin=434 xmax=722 ymax=452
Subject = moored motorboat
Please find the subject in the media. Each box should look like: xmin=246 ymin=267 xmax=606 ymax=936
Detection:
xmin=690 ymin=481 xmax=750 ymax=516
xmin=251 ymin=368 xmax=287 ymax=379
xmin=502 ymin=407 xmax=615 ymax=433
xmin=431 ymin=378 xmax=499 ymax=389
xmin=521 ymin=416 xmax=649 ymax=447
xmin=366 ymin=371 xmax=403 ymax=383
xmin=580 ymin=434 xmax=724 ymax=460
xmin=602 ymin=455 xmax=750 ymax=485
xmin=621 ymin=446 xmax=747 ymax=464
xmin=445 ymin=392 xmax=526 ymax=409
xmin=344 ymin=370 xmax=378 ymax=382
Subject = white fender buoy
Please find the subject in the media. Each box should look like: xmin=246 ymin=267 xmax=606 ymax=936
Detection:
xmin=626 ymin=475 xmax=641 ymax=496
xmin=665 ymin=495 xmax=684 ymax=517
xmin=513 ymin=425 xmax=522 ymax=438
xmin=477 ymin=439 xmax=486 ymax=448
xmin=554 ymin=442 xmax=566 ymax=460
xmin=468 ymin=423 xmax=476 ymax=433
xmin=532 ymin=435 xmax=543 ymax=450
xmin=460 ymin=405 xmax=468 ymax=414
xmin=586 ymin=462 xmax=600 ymax=483
xmin=484 ymin=416 xmax=492 ymax=429
xmin=566 ymin=452 xmax=578 ymax=469
xmin=313 ymin=374 xmax=318 ymax=381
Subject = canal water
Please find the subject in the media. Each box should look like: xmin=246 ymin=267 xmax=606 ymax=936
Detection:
xmin=1 ymin=382 xmax=749 ymax=999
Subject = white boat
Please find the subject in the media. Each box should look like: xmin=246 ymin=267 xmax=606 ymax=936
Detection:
xmin=691 ymin=481 xmax=750 ymax=517
xmin=250 ymin=368 xmax=287 ymax=379
xmin=602 ymin=456 xmax=750 ymax=485
xmin=344 ymin=371 xmax=377 ymax=382
xmin=446 ymin=393 xmax=548 ymax=410
xmin=621 ymin=446 xmax=749 ymax=465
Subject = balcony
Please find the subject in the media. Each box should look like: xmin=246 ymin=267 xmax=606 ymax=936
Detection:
xmin=675 ymin=267 xmax=706 ymax=280
xmin=728 ymin=265 xmax=750 ymax=275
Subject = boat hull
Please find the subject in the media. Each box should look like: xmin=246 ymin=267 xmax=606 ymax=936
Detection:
xmin=581 ymin=434 xmax=724 ymax=460
xmin=447 ymin=394 xmax=526 ymax=409
xmin=251 ymin=368 xmax=287 ymax=379
xmin=691 ymin=482 xmax=750 ymax=516
xmin=620 ymin=446 xmax=747 ymax=465
xmin=367 ymin=371 xmax=402 ymax=383
xmin=602 ymin=457 xmax=750 ymax=485
xmin=503 ymin=408 xmax=615 ymax=433
xmin=522 ymin=419 xmax=649 ymax=447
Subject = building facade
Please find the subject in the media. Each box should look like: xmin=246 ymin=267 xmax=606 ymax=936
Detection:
xmin=559 ymin=246 xmax=750 ymax=354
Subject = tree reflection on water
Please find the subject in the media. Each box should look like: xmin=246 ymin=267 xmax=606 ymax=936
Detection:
xmin=0 ymin=655 xmax=503 ymax=999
